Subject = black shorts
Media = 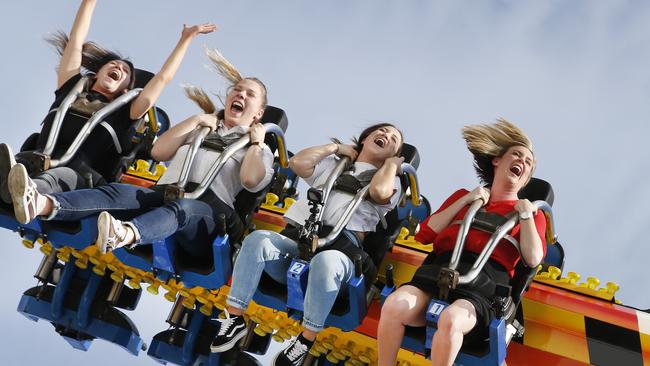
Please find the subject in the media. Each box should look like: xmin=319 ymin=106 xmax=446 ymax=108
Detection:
xmin=406 ymin=252 xmax=510 ymax=344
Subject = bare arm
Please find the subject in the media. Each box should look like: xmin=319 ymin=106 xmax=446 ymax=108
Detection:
xmin=150 ymin=113 xmax=217 ymax=161
xmin=289 ymin=143 xmax=358 ymax=178
xmin=368 ymin=156 xmax=403 ymax=204
xmin=515 ymin=199 xmax=545 ymax=267
xmin=240 ymin=123 xmax=268 ymax=189
xmin=57 ymin=0 xmax=97 ymax=88
xmin=129 ymin=23 xmax=217 ymax=120
xmin=425 ymin=187 xmax=490 ymax=234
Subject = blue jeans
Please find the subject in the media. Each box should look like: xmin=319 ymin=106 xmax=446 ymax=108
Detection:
xmin=47 ymin=183 xmax=236 ymax=257
xmin=227 ymin=230 xmax=355 ymax=332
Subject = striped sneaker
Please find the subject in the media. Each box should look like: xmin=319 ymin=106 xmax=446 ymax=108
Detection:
xmin=210 ymin=310 xmax=247 ymax=353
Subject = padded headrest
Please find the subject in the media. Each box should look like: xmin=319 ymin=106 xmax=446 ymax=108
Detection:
xmin=518 ymin=178 xmax=554 ymax=206
xmin=133 ymin=69 xmax=155 ymax=89
xmin=400 ymin=143 xmax=420 ymax=170
xmin=260 ymin=106 xmax=289 ymax=132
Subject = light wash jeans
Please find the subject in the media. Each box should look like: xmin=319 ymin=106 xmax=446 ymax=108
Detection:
xmin=227 ymin=229 xmax=355 ymax=332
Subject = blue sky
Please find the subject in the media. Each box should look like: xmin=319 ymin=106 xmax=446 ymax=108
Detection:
xmin=1 ymin=1 xmax=649 ymax=365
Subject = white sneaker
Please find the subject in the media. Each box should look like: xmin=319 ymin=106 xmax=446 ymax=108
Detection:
xmin=8 ymin=163 xmax=39 ymax=224
xmin=96 ymin=211 xmax=130 ymax=254
xmin=0 ymin=143 xmax=16 ymax=204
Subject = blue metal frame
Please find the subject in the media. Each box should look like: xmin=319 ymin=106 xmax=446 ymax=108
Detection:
xmin=114 ymin=233 xmax=232 ymax=290
xmin=17 ymin=261 xmax=145 ymax=356
xmin=252 ymin=259 xmax=369 ymax=332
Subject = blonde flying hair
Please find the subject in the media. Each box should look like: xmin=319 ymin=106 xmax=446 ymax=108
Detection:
xmin=462 ymin=118 xmax=534 ymax=185
xmin=183 ymin=48 xmax=267 ymax=117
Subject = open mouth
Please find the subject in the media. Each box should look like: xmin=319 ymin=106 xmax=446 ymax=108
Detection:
xmin=510 ymin=164 xmax=523 ymax=177
xmin=231 ymin=100 xmax=244 ymax=114
xmin=373 ymin=136 xmax=388 ymax=148
xmin=108 ymin=70 xmax=121 ymax=81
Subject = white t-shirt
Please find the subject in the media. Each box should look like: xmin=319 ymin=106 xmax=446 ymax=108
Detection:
xmin=157 ymin=123 xmax=274 ymax=208
xmin=284 ymin=155 xmax=401 ymax=232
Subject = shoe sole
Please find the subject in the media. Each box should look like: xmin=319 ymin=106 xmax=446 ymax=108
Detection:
xmin=8 ymin=165 xmax=30 ymax=225
xmin=209 ymin=328 xmax=247 ymax=353
xmin=96 ymin=212 xmax=110 ymax=254
xmin=0 ymin=143 xmax=16 ymax=204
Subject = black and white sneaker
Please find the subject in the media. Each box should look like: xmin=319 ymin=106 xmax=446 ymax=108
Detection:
xmin=210 ymin=310 xmax=247 ymax=353
xmin=273 ymin=335 xmax=313 ymax=366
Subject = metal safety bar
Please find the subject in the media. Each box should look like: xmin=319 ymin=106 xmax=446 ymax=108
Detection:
xmin=177 ymin=126 xmax=212 ymax=189
xmin=316 ymin=162 xmax=420 ymax=248
xmin=314 ymin=157 xmax=351 ymax=223
xmin=49 ymin=88 xmax=143 ymax=168
xmin=42 ymin=76 xmax=89 ymax=156
xmin=401 ymin=163 xmax=421 ymax=206
xmin=457 ymin=200 xmax=555 ymax=284
xmin=183 ymin=123 xmax=288 ymax=199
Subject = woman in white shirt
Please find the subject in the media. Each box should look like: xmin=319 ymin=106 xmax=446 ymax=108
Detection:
xmin=210 ymin=123 xmax=404 ymax=366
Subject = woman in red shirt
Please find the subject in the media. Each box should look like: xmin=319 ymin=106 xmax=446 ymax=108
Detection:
xmin=377 ymin=119 xmax=546 ymax=366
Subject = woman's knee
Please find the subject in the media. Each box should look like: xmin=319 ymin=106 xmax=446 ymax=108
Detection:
xmin=239 ymin=230 xmax=281 ymax=259
xmin=310 ymin=251 xmax=349 ymax=280
xmin=437 ymin=301 xmax=476 ymax=336
xmin=382 ymin=290 xmax=416 ymax=320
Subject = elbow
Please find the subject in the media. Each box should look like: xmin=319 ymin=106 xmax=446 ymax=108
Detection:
xmin=288 ymin=157 xmax=309 ymax=178
xmin=149 ymin=145 xmax=164 ymax=162
xmin=524 ymin=248 xmax=544 ymax=268
xmin=240 ymin=173 xmax=263 ymax=191
xmin=369 ymin=185 xmax=393 ymax=204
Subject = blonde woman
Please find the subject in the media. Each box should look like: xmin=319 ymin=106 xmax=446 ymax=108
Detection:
xmin=377 ymin=119 xmax=546 ymax=366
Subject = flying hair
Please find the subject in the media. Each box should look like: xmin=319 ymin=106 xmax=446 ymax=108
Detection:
xmin=461 ymin=118 xmax=534 ymax=185
xmin=183 ymin=48 xmax=267 ymax=116
xmin=45 ymin=31 xmax=135 ymax=89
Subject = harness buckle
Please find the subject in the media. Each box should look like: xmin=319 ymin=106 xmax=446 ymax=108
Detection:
xmin=436 ymin=267 xmax=459 ymax=301
xmin=21 ymin=152 xmax=51 ymax=173
xmin=164 ymin=184 xmax=185 ymax=203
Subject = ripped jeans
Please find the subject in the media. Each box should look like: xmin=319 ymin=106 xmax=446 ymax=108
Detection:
xmin=227 ymin=229 xmax=357 ymax=332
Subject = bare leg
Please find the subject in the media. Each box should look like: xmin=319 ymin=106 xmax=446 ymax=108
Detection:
xmin=430 ymin=299 xmax=477 ymax=366
xmin=377 ymin=285 xmax=431 ymax=366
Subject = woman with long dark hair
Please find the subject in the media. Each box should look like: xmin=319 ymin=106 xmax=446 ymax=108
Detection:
xmin=0 ymin=0 xmax=215 ymax=205
xmin=210 ymin=123 xmax=405 ymax=366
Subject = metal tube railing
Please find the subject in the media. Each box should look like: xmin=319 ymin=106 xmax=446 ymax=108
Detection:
xmin=314 ymin=156 xmax=350 ymax=223
xmin=316 ymin=186 xmax=370 ymax=247
xmin=400 ymin=163 xmax=421 ymax=206
xmin=458 ymin=200 xmax=554 ymax=284
xmin=49 ymin=88 xmax=143 ymax=168
xmin=177 ymin=126 xmax=211 ymax=189
xmin=184 ymin=123 xmax=287 ymax=199
xmin=42 ymin=76 xmax=89 ymax=156
xmin=448 ymin=199 xmax=484 ymax=271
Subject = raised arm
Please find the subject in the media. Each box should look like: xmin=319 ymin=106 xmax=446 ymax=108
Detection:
xmin=57 ymin=0 xmax=97 ymax=88
xmin=289 ymin=143 xmax=358 ymax=178
xmin=129 ymin=23 xmax=217 ymax=120
xmin=368 ymin=156 xmax=403 ymax=204
xmin=425 ymin=187 xmax=490 ymax=234
xmin=514 ymin=199 xmax=545 ymax=267
xmin=150 ymin=113 xmax=217 ymax=161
